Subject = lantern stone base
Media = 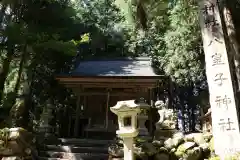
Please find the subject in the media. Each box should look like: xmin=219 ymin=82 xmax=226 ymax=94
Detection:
xmin=138 ymin=128 xmax=151 ymax=141
xmin=138 ymin=128 xmax=149 ymax=136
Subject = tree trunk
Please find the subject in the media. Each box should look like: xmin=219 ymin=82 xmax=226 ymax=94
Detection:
xmin=20 ymin=57 xmax=36 ymax=129
xmin=13 ymin=45 xmax=27 ymax=97
xmin=8 ymin=44 xmax=27 ymax=108
xmin=190 ymin=95 xmax=196 ymax=131
xmin=176 ymin=86 xmax=185 ymax=132
xmin=0 ymin=43 xmax=14 ymax=101
xmin=220 ymin=1 xmax=240 ymax=109
xmin=0 ymin=4 xmax=7 ymax=25
xmin=224 ymin=5 xmax=240 ymax=88
xmin=20 ymin=81 xmax=32 ymax=129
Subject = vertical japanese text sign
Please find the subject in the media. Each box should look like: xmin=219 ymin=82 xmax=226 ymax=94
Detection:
xmin=198 ymin=0 xmax=240 ymax=157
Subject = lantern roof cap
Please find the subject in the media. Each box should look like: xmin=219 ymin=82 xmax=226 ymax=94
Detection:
xmin=111 ymin=100 xmax=141 ymax=114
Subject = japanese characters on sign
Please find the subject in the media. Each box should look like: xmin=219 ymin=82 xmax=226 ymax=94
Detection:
xmin=199 ymin=0 xmax=240 ymax=157
xmin=202 ymin=3 xmax=218 ymax=28
xmin=218 ymin=118 xmax=236 ymax=132
xmin=215 ymin=95 xmax=231 ymax=110
xmin=208 ymin=38 xmax=223 ymax=46
xmin=214 ymin=73 xmax=227 ymax=86
xmin=211 ymin=53 xmax=224 ymax=66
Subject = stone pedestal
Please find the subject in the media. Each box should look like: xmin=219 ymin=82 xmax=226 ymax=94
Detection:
xmin=154 ymin=100 xmax=177 ymax=140
xmin=123 ymin=137 xmax=134 ymax=160
xmin=155 ymin=109 xmax=176 ymax=130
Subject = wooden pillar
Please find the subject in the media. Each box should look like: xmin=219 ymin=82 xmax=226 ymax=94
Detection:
xmin=62 ymin=106 xmax=67 ymax=137
xmin=105 ymin=90 xmax=110 ymax=129
xmin=74 ymin=92 xmax=81 ymax=137
xmin=84 ymin=95 xmax=86 ymax=111
xmin=150 ymin=88 xmax=154 ymax=106
xmin=149 ymin=88 xmax=154 ymax=136
xmin=168 ymin=77 xmax=173 ymax=109
xmin=68 ymin=115 xmax=72 ymax=137
xmin=81 ymin=95 xmax=87 ymax=137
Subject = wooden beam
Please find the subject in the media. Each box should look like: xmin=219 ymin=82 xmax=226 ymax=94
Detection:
xmin=57 ymin=77 xmax=162 ymax=83
xmin=76 ymin=92 xmax=139 ymax=96
xmin=70 ymin=87 xmax=151 ymax=93
xmin=62 ymin=81 xmax=158 ymax=85
xmin=72 ymin=90 xmax=138 ymax=94
xmin=64 ymin=83 xmax=157 ymax=89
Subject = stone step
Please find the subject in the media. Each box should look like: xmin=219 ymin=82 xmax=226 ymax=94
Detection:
xmin=38 ymin=158 xmax=69 ymax=160
xmin=38 ymin=157 xmax=108 ymax=160
xmin=58 ymin=138 xmax=114 ymax=146
xmin=40 ymin=145 xmax=108 ymax=153
xmin=83 ymin=131 xmax=116 ymax=140
xmin=38 ymin=152 xmax=109 ymax=160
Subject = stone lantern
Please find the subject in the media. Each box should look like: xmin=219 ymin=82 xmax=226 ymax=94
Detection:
xmin=136 ymin=97 xmax=150 ymax=137
xmin=110 ymin=100 xmax=141 ymax=160
xmin=39 ymin=99 xmax=54 ymax=137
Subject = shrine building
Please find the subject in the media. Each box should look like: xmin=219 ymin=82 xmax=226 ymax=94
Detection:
xmin=56 ymin=56 xmax=171 ymax=138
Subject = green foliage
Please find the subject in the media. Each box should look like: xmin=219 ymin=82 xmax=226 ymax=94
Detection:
xmin=163 ymin=0 xmax=205 ymax=85
xmin=209 ymin=156 xmax=220 ymax=160
xmin=34 ymin=40 xmax=77 ymax=56
xmin=118 ymin=0 xmax=205 ymax=86
xmin=72 ymin=0 xmax=137 ymax=59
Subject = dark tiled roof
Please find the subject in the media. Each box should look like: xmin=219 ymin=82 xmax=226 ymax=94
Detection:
xmin=62 ymin=57 xmax=160 ymax=77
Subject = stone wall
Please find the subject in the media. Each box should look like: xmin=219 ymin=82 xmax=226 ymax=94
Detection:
xmin=0 ymin=128 xmax=35 ymax=160
xmin=109 ymin=132 xmax=216 ymax=160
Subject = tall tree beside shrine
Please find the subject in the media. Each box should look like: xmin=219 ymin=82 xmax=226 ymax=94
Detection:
xmin=0 ymin=0 xmax=81 ymax=127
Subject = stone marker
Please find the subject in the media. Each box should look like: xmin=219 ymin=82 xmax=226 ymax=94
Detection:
xmin=198 ymin=0 xmax=240 ymax=158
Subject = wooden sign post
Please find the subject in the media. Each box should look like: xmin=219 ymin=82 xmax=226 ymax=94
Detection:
xmin=198 ymin=0 xmax=240 ymax=158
